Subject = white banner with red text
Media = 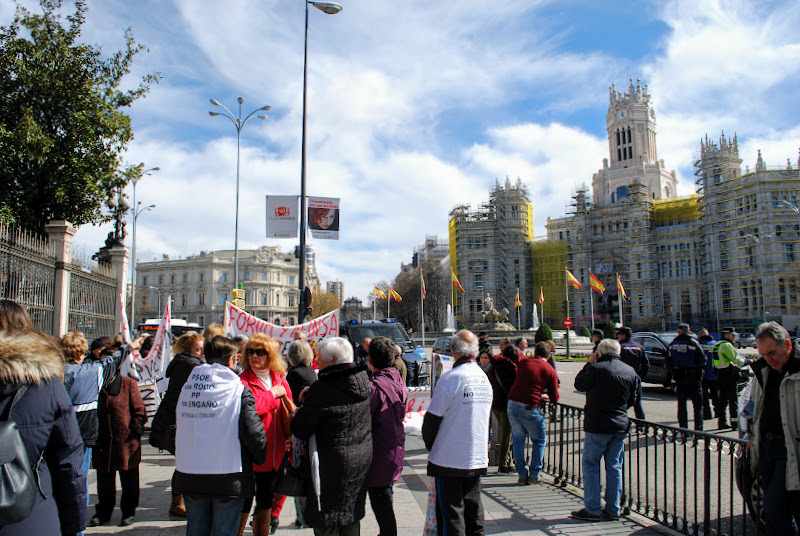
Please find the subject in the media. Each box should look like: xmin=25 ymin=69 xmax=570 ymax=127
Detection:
xmin=224 ymin=303 xmax=339 ymax=354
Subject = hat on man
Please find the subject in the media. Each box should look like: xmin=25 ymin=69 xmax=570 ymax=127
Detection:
xmin=677 ymin=323 xmax=690 ymax=332
xmin=720 ymin=327 xmax=736 ymax=334
xmin=615 ymin=326 xmax=632 ymax=337
xmin=90 ymin=338 xmax=107 ymax=352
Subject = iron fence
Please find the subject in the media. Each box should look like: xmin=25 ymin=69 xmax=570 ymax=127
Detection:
xmin=68 ymin=254 xmax=116 ymax=341
xmin=540 ymin=400 xmax=763 ymax=536
xmin=0 ymin=221 xmax=56 ymax=333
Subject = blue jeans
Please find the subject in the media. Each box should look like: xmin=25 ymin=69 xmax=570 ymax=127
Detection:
xmin=507 ymin=401 xmax=546 ymax=480
xmin=759 ymin=437 xmax=799 ymax=536
xmin=184 ymin=495 xmax=244 ymax=536
xmin=77 ymin=446 xmax=92 ymax=536
xmin=582 ymin=431 xmax=626 ymax=516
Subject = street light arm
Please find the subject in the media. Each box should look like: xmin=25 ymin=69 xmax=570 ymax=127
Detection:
xmin=210 ymin=100 xmax=239 ymax=124
xmin=241 ymin=106 xmax=271 ymax=128
xmin=780 ymin=200 xmax=799 ymax=214
xmin=209 ymin=109 xmax=240 ymax=129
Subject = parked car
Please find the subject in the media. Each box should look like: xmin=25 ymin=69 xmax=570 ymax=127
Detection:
xmin=630 ymin=332 xmax=674 ymax=388
xmin=339 ymin=319 xmax=430 ymax=386
xmin=735 ymin=333 xmax=757 ymax=349
xmin=431 ymin=335 xmax=453 ymax=357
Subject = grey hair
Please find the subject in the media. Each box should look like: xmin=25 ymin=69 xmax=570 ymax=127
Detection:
xmin=317 ymin=337 xmax=353 ymax=366
xmin=597 ymin=339 xmax=621 ymax=356
xmin=451 ymin=331 xmax=479 ymax=358
xmin=756 ymin=321 xmax=790 ymax=345
xmin=287 ymin=339 xmax=314 ymax=367
xmin=231 ymin=334 xmax=249 ymax=344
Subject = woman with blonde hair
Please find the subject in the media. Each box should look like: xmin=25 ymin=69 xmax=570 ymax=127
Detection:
xmin=149 ymin=331 xmax=205 ymax=517
xmin=237 ymin=334 xmax=293 ymax=536
xmin=203 ymin=322 xmax=226 ymax=341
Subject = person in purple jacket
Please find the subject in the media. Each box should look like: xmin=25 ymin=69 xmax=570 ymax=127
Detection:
xmin=366 ymin=336 xmax=408 ymax=536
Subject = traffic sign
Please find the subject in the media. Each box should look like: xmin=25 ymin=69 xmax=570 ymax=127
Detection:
xmin=562 ymin=317 xmax=574 ymax=329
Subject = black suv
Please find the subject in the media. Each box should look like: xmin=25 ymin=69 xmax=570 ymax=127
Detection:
xmin=339 ymin=319 xmax=429 ymax=386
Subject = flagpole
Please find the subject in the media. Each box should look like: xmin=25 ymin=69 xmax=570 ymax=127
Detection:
xmin=564 ymin=267 xmax=570 ymax=359
xmin=373 ymin=295 xmax=376 ymax=321
xmin=540 ymin=287 xmax=544 ymax=327
xmin=617 ymin=273 xmax=623 ymax=326
xmin=387 ymin=292 xmax=390 ymax=319
xmin=421 ymin=273 xmax=426 ymax=347
xmin=589 ymin=271 xmax=595 ymax=333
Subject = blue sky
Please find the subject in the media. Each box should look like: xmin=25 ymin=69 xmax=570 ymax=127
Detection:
xmin=3 ymin=0 xmax=799 ymax=303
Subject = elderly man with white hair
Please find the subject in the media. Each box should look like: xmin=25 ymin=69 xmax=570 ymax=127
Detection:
xmin=572 ymin=338 xmax=640 ymax=523
xmin=422 ymin=329 xmax=492 ymax=535
xmin=291 ymin=337 xmax=372 ymax=536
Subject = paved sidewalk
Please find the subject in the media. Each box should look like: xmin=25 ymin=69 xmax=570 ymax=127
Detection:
xmin=85 ymin=433 xmax=674 ymax=536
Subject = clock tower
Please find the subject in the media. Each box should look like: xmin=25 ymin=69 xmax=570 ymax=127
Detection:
xmin=591 ymin=79 xmax=678 ymax=207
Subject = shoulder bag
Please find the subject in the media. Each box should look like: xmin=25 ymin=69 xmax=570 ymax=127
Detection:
xmin=0 ymin=385 xmax=40 ymax=526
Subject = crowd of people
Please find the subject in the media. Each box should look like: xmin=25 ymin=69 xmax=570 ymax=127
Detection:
xmin=1 ymin=294 xmax=798 ymax=536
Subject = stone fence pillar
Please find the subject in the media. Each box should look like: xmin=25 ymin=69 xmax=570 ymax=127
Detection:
xmin=44 ymin=220 xmax=76 ymax=337
xmin=107 ymin=246 xmax=130 ymax=336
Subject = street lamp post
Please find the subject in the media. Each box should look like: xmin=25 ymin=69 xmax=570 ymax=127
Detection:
xmin=298 ymin=0 xmax=343 ymax=323
xmin=130 ymin=202 xmax=156 ymax=329
xmin=148 ymin=285 xmax=165 ymax=314
xmin=209 ymin=98 xmax=271 ymax=291
xmin=130 ymin=166 xmax=159 ymax=331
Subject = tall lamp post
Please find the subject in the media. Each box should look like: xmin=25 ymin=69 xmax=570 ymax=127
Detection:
xmin=148 ymin=285 xmax=165 ymax=314
xmin=129 ymin=166 xmax=159 ymax=331
xmin=298 ymin=0 xmax=343 ymax=323
xmin=130 ymin=202 xmax=156 ymax=329
xmin=209 ymin=98 xmax=271 ymax=291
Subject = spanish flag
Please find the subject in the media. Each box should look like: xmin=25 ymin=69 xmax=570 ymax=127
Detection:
xmin=389 ymin=288 xmax=402 ymax=303
xmin=616 ymin=274 xmax=628 ymax=301
xmin=590 ymin=273 xmax=605 ymax=294
xmin=421 ymin=273 xmax=427 ymax=300
xmin=374 ymin=286 xmax=387 ymax=300
xmin=538 ymin=287 xmax=544 ymax=304
xmin=452 ymin=269 xmax=465 ymax=293
xmin=514 ymin=290 xmax=522 ymax=308
xmin=566 ymin=269 xmax=582 ymax=290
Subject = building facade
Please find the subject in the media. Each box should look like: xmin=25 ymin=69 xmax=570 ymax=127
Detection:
xmin=326 ymin=280 xmax=345 ymax=303
xmin=135 ymin=245 xmax=319 ymax=327
xmin=449 ymin=178 xmax=534 ymax=327
xmin=538 ymin=79 xmax=800 ymax=333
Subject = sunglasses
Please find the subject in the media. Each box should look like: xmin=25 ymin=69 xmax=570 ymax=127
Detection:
xmin=245 ymin=348 xmax=268 ymax=357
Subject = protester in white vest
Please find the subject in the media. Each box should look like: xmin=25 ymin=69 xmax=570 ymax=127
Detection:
xmin=173 ymin=336 xmax=267 ymax=536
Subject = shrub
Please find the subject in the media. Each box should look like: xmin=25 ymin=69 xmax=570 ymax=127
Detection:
xmin=534 ymin=323 xmax=553 ymax=343
xmin=578 ymin=326 xmax=591 ymax=337
xmin=603 ymin=321 xmax=617 ymax=339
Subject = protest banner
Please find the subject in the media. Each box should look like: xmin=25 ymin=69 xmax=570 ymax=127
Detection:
xmin=133 ymin=299 xmax=173 ymax=417
xmin=223 ymin=302 xmax=339 ymax=354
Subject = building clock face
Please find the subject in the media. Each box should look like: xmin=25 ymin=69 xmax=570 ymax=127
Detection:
xmin=616 ymin=110 xmax=627 ymax=120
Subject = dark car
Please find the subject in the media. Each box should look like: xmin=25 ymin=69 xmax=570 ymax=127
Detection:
xmin=630 ymin=332 xmax=674 ymax=387
xmin=431 ymin=335 xmax=453 ymax=357
xmin=339 ymin=319 xmax=430 ymax=386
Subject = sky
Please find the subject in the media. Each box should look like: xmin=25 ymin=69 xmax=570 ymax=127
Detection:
xmin=3 ymin=0 xmax=799 ymax=303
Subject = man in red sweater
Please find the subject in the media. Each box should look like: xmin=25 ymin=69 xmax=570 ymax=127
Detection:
xmin=506 ymin=342 xmax=559 ymax=485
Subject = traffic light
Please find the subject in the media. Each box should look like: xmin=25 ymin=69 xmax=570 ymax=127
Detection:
xmin=232 ymin=286 xmax=245 ymax=309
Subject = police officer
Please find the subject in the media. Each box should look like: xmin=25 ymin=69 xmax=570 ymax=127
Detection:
xmin=713 ymin=327 xmax=748 ymax=430
xmin=615 ymin=326 xmax=648 ymax=419
xmin=696 ymin=328 xmax=719 ymax=420
xmin=667 ymin=323 xmax=706 ymax=430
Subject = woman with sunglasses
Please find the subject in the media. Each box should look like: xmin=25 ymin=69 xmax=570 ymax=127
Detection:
xmin=237 ymin=333 xmax=293 ymax=536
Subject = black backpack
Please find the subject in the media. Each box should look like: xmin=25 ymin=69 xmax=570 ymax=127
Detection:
xmin=0 ymin=385 xmax=38 ymax=526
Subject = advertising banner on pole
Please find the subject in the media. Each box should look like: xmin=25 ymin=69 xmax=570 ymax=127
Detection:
xmin=308 ymin=196 xmax=340 ymax=240
xmin=266 ymin=195 xmax=299 ymax=238
xmin=224 ymin=302 xmax=339 ymax=354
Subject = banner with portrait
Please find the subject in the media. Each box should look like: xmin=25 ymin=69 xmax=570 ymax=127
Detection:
xmin=308 ymin=196 xmax=340 ymax=240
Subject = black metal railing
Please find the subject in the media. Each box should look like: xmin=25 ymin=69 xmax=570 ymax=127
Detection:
xmin=539 ymin=400 xmax=763 ymax=536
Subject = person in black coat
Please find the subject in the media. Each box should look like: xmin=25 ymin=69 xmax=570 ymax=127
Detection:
xmin=0 ymin=301 xmax=87 ymax=536
xmin=286 ymin=340 xmax=317 ymax=403
xmin=148 ymin=332 xmax=204 ymax=517
xmin=291 ymin=337 xmax=372 ymax=533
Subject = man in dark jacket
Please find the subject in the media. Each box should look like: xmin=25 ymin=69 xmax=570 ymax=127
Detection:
xmin=366 ymin=337 xmax=407 ymax=536
xmin=487 ymin=345 xmax=518 ymax=473
xmin=572 ymin=338 xmax=640 ymax=522
xmin=697 ymin=328 xmax=719 ymax=421
xmin=668 ymin=323 xmax=706 ymax=430
xmin=291 ymin=337 xmax=372 ymax=536
xmin=173 ymin=336 xmax=266 ymax=536
xmin=615 ymin=327 xmax=648 ymax=419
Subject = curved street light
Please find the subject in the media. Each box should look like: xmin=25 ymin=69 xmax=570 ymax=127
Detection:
xmin=209 ymin=98 xmax=271 ymax=291
xmin=148 ymin=285 xmax=165 ymax=314
xmin=298 ymin=0 xmax=342 ymax=322
xmin=130 ymin=167 xmax=159 ymax=329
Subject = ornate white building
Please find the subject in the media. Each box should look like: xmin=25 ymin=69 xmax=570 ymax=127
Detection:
xmin=135 ymin=245 xmax=319 ymax=327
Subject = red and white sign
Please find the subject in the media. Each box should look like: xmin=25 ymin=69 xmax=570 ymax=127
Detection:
xmin=562 ymin=317 xmax=574 ymax=329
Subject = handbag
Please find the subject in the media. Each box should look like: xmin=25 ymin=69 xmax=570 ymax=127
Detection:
xmin=0 ymin=385 xmax=40 ymax=526
xmin=272 ymin=448 xmax=307 ymax=497
xmin=277 ymin=395 xmax=296 ymax=437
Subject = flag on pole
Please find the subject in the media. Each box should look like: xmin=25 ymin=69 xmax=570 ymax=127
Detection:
xmin=514 ymin=290 xmax=522 ymax=308
xmin=538 ymin=286 xmax=544 ymax=304
xmin=616 ymin=274 xmax=628 ymax=301
xmin=566 ymin=269 xmax=582 ymax=290
xmin=590 ymin=273 xmax=605 ymax=294
xmin=451 ymin=269 xmax=465 ymax=293
xmin=375 ymin=286 xmax=387 ymax=300
xmin=421 ymin=273 xmax=427 ymax=300
xmin=389 ymin=288 xmax=402 ymax=303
